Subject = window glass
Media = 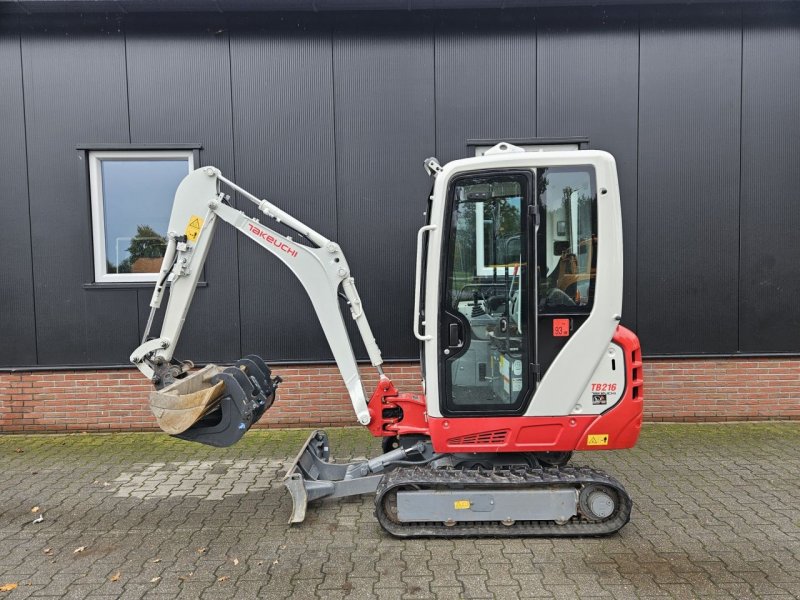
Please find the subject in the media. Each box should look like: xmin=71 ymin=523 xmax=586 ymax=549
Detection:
xmin=90 ymin=152 xmax=193 ymax=282
xmin=537 ymin=167 xmax=597 ymax=312
xmin=442 ymin=172 xmax=531 ymax=414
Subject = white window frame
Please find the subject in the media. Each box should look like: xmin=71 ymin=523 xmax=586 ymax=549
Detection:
xmin=89 ymin=150 xmax=194 ymax=283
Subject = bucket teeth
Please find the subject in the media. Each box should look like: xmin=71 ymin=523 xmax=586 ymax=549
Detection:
xmin=149 ymin=355 xmax=278 ymax=447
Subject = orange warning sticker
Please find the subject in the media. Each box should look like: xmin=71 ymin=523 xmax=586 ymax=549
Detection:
xmin=587 ymin=434 xmax=610 ymax=446
xmin=185 ymin=215 xmax=203 ymax=241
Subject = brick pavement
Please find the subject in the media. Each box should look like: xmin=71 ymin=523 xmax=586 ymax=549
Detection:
xmin=0 ymin=423 xmax=798 ymax=599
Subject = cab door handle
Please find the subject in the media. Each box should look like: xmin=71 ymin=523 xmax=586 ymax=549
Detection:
xmin=449 ymin=322 xmax=462 ymax=347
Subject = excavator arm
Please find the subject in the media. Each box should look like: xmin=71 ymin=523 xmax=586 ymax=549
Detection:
xmin=130 ymin=166 xmax=384 ymax=428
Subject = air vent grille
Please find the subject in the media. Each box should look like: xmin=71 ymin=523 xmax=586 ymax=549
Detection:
xmin=448 ymin=429 xmax=509 ymax=445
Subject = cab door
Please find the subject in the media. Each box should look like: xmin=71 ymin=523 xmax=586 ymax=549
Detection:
xmin=438 ymin=170 xmax=537 ymax=416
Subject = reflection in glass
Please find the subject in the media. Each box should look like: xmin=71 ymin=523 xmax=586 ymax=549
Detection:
xmin=101 ymin=159 xmax=189 ymax=274
xmin=536 ymin=167 xmax=597 ymax=312
xmin=443 ymin=173 xmax=530 ymax=413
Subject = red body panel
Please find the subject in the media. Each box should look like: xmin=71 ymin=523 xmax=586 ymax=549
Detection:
xmin=366 ymin=377 xmax=429 ymax=438
xmin=368 ymin=325 xmax=643 ymax=454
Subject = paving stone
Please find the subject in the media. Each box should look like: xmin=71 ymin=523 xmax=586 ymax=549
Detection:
xmin=0 ymin=423 xmax=797 ymax=598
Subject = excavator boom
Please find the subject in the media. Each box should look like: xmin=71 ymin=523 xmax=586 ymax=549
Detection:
xmin=131 ymin=166 xmax=383 ymax=429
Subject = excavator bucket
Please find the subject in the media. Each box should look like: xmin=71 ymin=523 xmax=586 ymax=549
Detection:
xmin=149 ymin=364 xmax=227 ymax=435
xmin=149 ymin=355 xmax=279 ymax=448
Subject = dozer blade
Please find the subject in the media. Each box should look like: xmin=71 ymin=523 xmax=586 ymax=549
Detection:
xmin=282 ymin=430 xmax=385 ymax=524
xmin=150 ymin=355 xmax=280 ymax=448
xmin=284 ymin=430 xmax=331 ymax=524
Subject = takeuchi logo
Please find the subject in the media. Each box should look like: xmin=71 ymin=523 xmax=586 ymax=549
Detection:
xmin=247 ymin=223 xmax=298 ymax=257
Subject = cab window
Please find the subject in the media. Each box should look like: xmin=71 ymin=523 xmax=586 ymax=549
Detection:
xmin=536 ymin=166 xmax=597 ymax=313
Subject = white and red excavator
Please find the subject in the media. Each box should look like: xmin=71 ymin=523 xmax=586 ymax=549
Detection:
xmin=130 ymin=141 xmax=643 ymax=537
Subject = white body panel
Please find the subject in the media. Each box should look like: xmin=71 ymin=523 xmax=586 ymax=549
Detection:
xmin=422 ymin=149 xmax=624 ymax=418
xmin=575 ymin=342 xmax=626 ymax=415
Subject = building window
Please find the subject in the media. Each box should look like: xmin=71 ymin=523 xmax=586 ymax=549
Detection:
xmin=89 ymin=150 xmax=194 ymax=283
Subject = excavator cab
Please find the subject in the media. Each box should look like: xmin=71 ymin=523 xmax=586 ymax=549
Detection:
xmin=130 ymin=142 xmax=643 ymax=537
xmin=433 ymin=160 xmax=601 ymax=418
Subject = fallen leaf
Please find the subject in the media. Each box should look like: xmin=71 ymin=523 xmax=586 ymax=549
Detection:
xmin=151 ymin=558 xmax=161 ymax=563
xmin=32 ymin=515 xmax=44 ymax=524
xmin=109 ymin=572 xmax=121 ymax=582
xmin=178 ymin=572 xmax=193 ymax=582
xmin=14 ymin=448 xmax=23 ymax=453
xmin=0 ymin=583 xmax=18 ymax=592
xmin=73 ymin=546 xmax=86 ymax=554
xmin=217 ymin=576 xmax=229 ymax=583
xmin=196 ymin=547 xmax=207 ymax=554
xmin=150 ymin=577 xmax=161 ymax=583
xmin=31 ymin=506 xmax=40 ymax=513
xmin=42 ymin=548 xmax=52 ymax=556
xmin=233 ymin=558 xmax=239 ymax=566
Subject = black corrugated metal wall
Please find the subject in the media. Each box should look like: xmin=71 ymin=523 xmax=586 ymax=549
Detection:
xmin=0 ymin=3 xmax=798 ymax=368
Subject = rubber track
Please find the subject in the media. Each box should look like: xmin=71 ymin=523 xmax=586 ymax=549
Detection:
xmin=374 ymin=465 xmax=632 ymax=538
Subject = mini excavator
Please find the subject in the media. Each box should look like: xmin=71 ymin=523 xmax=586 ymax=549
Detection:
xmin=130 ymin=142 xmax=643 ymax=537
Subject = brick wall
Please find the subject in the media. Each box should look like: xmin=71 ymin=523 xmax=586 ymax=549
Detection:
xmin=0 ymin=358 xmax=798 ymax=433
xmin=643 ymin=358 xmax=800 ymax=421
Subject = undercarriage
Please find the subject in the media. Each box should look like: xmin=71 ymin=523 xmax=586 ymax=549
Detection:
xmin=284 ymin=430 xmax=632 ymax=537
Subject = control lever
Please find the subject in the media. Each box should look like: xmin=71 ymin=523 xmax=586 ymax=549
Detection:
xmin=471 ymin=290 xmax=486 ymax=317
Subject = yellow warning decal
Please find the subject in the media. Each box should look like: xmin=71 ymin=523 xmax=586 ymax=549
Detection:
xmin=587 ymin=434 xmax=610 ymax=446
xmin=185 ymin=215 xmax=204 ymax=242
xmin=453 ymin=500 xmax=471 ymax=510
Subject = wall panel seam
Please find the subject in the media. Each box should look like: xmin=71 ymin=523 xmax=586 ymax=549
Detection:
xmin=534 ymin=9 xmax=538 ymax=137
xmin=18 ymin=27 xmax=39 ymax=366
xmin=736 ymin=5 xmax=744 ymax=354
xmin=225 ymin=20 xmax=244 ymax=360
xmin=330 ymin=21 xmax=340 ymax=243
xmin=432 ymin=16 xmax=437 ymax=162
xmin=122 ymin=23 xmax=132 ymax=144
xmin=635 ymin=6 xmax=641 ymax=336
